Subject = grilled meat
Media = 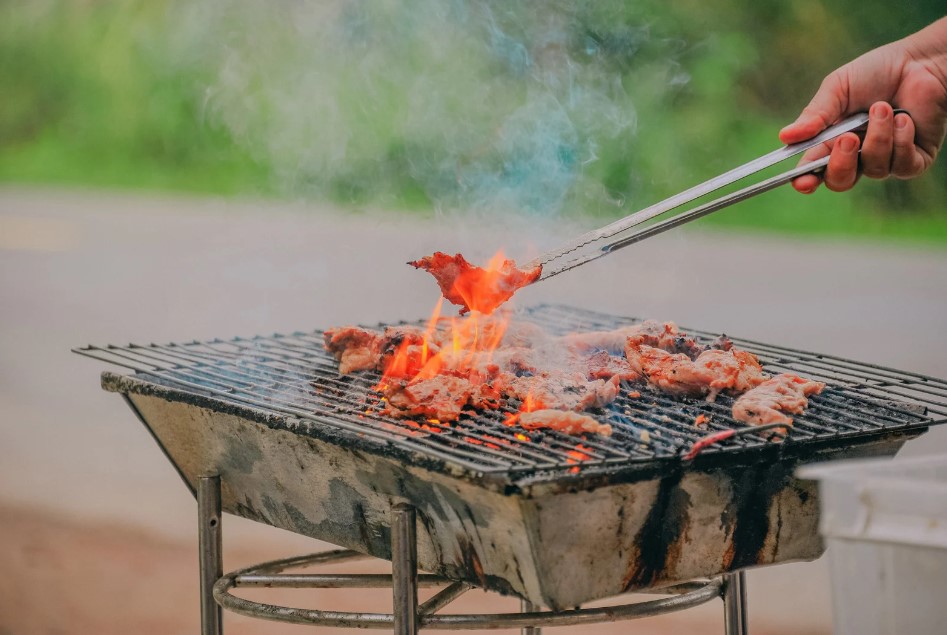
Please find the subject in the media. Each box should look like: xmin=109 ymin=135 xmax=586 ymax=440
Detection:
xmin=625 ymin=320 xmax=705 ymax=358
xmin=508 ymin=373 xmax=621 ymax=412
xmin=562 ymin=325 xmax=653 ymax=354
xmin=324 ymin=327 xmax=384 ymax=374
xmin=586 ymin=350 xmax=639 ymax=381
xmin=409 ymin=252 xmax=542 ymax=315
xmin=564 ymin=320 xmax=704 ymax=358
xmin=626 ymin=346 xmax=721 ymax=398
xmin=325 ymin=325 xmax=444 ymax=376
xmin=625 ymin=339 xmax=765 ymax=400
xmin=325 ymin=315 xmax=823 ymax=436
xmin=732 ymin=373 xmax=826 ymax=425
xmin=518 ymin=409 xmax=613 ymax=436
xmin=384 ymin=375 xmax=476 ymax=421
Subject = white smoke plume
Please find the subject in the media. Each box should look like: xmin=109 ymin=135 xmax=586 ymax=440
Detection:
xmin=170 ymin=1 xmax=688 ymax=221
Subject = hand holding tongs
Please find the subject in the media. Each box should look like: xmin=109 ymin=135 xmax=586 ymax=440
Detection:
xmin=527 ymin=110 xmax=906 ymax=281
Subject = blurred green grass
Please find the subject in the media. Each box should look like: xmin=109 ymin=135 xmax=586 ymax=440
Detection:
xmin=1 ymin=1 xmax=945 ymax=243
xmin=0 ymin=2 xmax=271 ymax=196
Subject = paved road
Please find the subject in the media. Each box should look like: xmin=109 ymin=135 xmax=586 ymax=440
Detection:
xmin=2 ymin=186 xmax=946 ymax=633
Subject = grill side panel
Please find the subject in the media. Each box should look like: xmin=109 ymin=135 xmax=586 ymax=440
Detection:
xmin=126 ymin=391 xmax=546 ymax=601
xmin=520 ymin=464 xmax=822 ymax=606
xmin=122 ymin=384 xmax=918 ymax=608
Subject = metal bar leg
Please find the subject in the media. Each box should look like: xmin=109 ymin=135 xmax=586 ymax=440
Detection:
xmin=198 ymin=475 xmax=223 ymax=635
xmin=392 ymin=504 xmax=419 ymax=635
xmin=520 ymin=599 xmax=542 ymax=635
xmin=722 ymin=571 xmax=748 ymax=635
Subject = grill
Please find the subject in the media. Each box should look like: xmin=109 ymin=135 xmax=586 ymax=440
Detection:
xmin=76 ymin=303 xmax=947 ymax=610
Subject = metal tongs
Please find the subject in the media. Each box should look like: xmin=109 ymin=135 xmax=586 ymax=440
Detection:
xmin=527 ymin=110 xmax=903 ymax=280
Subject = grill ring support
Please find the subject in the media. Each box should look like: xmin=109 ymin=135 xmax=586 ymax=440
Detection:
xmin=199 ymin=476 xmax=745 ymax=633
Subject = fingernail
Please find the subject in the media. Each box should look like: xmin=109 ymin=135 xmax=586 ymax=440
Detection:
xmin=895 ymin=115 xmax=908 ymax=129
xmin=870 ymin=103 xmax=888 ymax=120
xmin=840 ymin=136 xmax=857 ymax=152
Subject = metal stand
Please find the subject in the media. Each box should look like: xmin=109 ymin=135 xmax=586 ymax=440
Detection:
xmin=723 ymin=570 xmax=748 ymax=635
xmin=520 ymin=599 xmax=542 ymax=635
xmin=197 ymin=475 xmax=748 ymax=633
xmin=198 ymin=475 xmax=223 ymax=635
xmin=392 ymin=504 xmax=419 ymax=635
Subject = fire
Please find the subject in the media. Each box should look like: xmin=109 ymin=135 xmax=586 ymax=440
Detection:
xmin=377 ymin=259 xmax=516 ymax=391
xmin=420 ymin=298 xmax=443 ymax=366
xmin=408 ymin=251 xmax=542 ymax=315
xmin=379 ymin=249 xmax=606 ymax=447
xmin=453 ymin=251 xmax=516 ymax=315
xmin=521 ymin=390 xmax=542 ymax=413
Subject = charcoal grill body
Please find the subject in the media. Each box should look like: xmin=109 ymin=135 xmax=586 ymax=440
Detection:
xmin=83 ymin=305 xmax=947 ymax=610
xmin=107 ymin=375 xmax=918 ymax=609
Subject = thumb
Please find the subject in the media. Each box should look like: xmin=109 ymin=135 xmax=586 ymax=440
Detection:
xmin=779 ymin=70 xmax=849 ymax=144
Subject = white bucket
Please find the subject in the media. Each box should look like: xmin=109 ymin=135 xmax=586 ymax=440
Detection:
xmin=798 ymin=455 xmax=947 ymax=635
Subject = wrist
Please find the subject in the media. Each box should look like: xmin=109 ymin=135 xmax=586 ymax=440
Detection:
xmin=903 ymin=17 xmax=947 ymax=90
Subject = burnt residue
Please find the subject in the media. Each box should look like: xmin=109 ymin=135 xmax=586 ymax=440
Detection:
xmin=356 ymin=461 xmax=494 ymax=527
xmin=260 ymin=493 xmax=283 ymax=524
xmin=256 ymin=480 xmax=396 ymax=558
xmin=623 ymin=469 xmax=691 ymax=589
xmin=321 ymin=478 xmax=393 ymax=556
xmin=456 ymin=536 xmax=488 ymax=588
xmin=220 ymin=431 xmax=263 ymax=475
xmin=720 ymin=461 xmax=796 ymax=569
xmin=615 ymin=505 xmax=626 ymax=554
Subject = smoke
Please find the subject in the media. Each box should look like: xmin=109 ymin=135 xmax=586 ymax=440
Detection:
xmin=170 ymin=1 xmax=688 ymax=222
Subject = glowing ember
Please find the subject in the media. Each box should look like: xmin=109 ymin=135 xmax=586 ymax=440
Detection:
xmin=408 ymin=251 xmax=541 ymax=315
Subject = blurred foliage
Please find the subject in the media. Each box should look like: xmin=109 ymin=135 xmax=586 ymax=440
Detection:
xmin=1 ymin=0 xmax=945 ymax=242
xmin=0 ymin=1 xmax=265 ymax=194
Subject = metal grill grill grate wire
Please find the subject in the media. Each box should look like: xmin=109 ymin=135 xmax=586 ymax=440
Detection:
xmin=74 ymin=304 xmax=947 ymax=477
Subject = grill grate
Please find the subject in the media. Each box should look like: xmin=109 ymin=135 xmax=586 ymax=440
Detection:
xmin=75 ymin=304 xmax=947 ymax=479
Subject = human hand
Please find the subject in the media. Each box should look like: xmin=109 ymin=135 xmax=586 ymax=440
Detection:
xmin=779 ymin=18 xmax=947 ymax=193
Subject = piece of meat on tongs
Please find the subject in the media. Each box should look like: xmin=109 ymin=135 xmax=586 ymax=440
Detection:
xmin=408 ymin=252 xmax=541 ymax=315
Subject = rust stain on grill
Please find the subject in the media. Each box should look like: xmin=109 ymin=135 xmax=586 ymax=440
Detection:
xmin=456 ymin=536 xmax=489 ymax=588
xmin=623 ymin=469 xmax=691 ymax=589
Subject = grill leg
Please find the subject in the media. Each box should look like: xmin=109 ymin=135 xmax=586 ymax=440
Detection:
xmin=198 ymin=475 xmax=223 ymax=635
xmin=722 ymin=571 xmax=748 ymax=635
xmin=392 ymin=504 xmax=419 ymax=635
xmin=520 ymin=599 xmax=542 ymax=635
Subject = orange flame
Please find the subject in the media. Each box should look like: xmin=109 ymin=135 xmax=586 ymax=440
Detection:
xmin=378 ymin=257 xmax=517 ymax=394
xmin=379 ymin=298 xmax=445 ymax=387
xmin=521 ymin=390 xmax=542 ymax=413
xmin=409 ymin=251 xmax=541 ymax=315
